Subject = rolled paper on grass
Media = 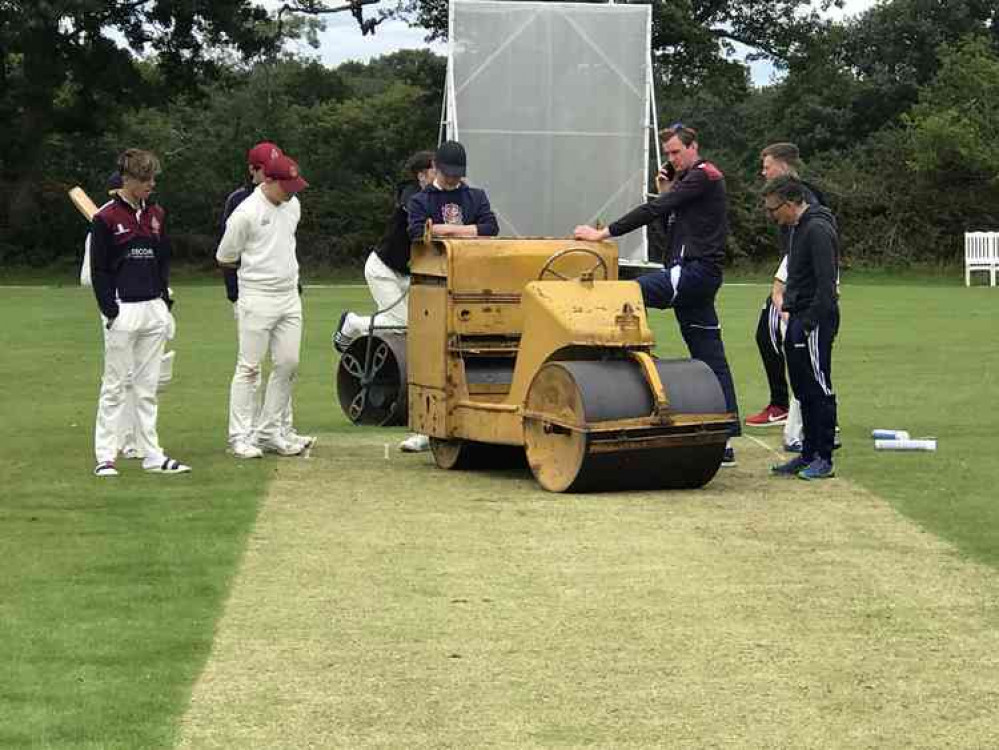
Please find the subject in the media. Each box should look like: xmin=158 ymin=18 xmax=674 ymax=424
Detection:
xmin=875 ymin=438 xmax=937 ymax=451
xmin=872 ymin=429 xmax=910 ymax=440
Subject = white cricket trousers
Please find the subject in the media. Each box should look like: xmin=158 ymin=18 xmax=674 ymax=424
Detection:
xmin=343 ymin=252 xmax=410 ymax=339
xmin=94 ymin=299 xmax=171 ymax=463
xmin=229 ymin=290 xmax=302 ymax=445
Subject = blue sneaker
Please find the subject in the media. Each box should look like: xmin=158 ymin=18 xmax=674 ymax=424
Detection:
xmin=771 ymin=455 xmax=809 ymax=476
xmin=787 ymin=439 xmax=841 ymax=453
xmin=797 ymin=458 xmax=835 ymax=480
xmin=721 ymin=446 xmax=736 ymax=467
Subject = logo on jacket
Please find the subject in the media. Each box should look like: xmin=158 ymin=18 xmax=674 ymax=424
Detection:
xmin=114 ymin=223 xmax=129 ymax=235
xmin=442 ymin=203 xmax=464 ymax=225
xmin=698 ymin=162 xmax=724 ymax=181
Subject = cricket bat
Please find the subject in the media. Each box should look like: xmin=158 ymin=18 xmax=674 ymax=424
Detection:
xmin=68 ymin=186 xmax=99 ymax=222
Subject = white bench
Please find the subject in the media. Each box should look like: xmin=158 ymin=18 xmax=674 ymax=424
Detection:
xmin=965 ymin=231 xmax=999 ymax=287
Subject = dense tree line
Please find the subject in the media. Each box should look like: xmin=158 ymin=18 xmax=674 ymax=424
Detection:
xmin=0 ymin=0 xmax=997 ymax=270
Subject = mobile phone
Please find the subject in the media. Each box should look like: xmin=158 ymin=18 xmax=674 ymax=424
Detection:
xmin=659 ymin=162 xmax=676 ymax=181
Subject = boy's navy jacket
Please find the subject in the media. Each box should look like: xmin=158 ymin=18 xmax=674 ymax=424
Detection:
xmin=90 ymin=195 xmax=170 ymax=320
xmin=407 ymin=182 xmax=499 ymax=240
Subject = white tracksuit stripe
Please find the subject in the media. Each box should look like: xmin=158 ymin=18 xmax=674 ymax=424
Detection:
xmin=768 ymin=301 xmax=781 ymax=354
xmin=807 ymin=325 xmax=833 ymax=396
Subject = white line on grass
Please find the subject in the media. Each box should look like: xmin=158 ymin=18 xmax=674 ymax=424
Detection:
xmin=744 ymin=433 xmax=783 ymax=458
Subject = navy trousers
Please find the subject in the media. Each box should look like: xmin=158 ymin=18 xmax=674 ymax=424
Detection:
xmin=755 ymin=295 xmax=789 ymax=410
xmin=638 ymin=260 xmax=741 ymax=436
xmin=784 ymin=307 xmax=839 ymax=461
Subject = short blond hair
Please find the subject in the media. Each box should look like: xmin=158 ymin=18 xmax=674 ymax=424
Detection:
xmin=117 ymin=149 xmax=161 ymax=181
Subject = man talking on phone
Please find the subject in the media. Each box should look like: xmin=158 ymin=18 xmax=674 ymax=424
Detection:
xmin=574 ymin=124 xmax=741 ymax=466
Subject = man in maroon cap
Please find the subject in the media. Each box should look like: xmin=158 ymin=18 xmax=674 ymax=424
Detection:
xmin=217 ymin=154 xmax=314 ymax=459
xmin=219 ymin=142 xmax=283 ymax=304
xmin=217 ymin=143 xmax=314 ymax=455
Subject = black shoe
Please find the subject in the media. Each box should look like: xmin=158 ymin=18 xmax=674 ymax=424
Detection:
xmin=332 ymin=311 xmax=352 ymax=353
xmin=721 ymin=446 xmax=737 ymax=467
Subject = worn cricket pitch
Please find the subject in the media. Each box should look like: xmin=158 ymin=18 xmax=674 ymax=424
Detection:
xmin=177 ymin=436 xmax=999 ymax=749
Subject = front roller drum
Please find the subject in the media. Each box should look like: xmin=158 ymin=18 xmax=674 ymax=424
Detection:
xmin=523 ymin=359 xmax=729 ymax=492
xmin=335 ymin=333 xmax=407 ymax=426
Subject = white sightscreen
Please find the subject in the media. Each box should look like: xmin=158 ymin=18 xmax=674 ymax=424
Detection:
xmin=446 ymin=0 xmax=652 ymax=263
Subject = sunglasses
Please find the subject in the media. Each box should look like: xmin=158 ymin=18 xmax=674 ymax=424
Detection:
xmin=668 ymin=122 xmax=698 ymax=138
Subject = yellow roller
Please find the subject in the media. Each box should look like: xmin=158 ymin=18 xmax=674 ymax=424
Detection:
xmin=406 ymin=236 xmax=737 ymax=493
xmin=523 ymin=359 xmax=728 ymax=492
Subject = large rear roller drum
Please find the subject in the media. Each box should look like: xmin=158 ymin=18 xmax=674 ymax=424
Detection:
xmin=336 ymin=333 xmax=407 ymax=426
xmin=523 ymin=359 xmax=728 ymax=492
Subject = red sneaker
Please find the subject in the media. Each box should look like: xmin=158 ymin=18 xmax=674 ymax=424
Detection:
xmin=745 ymin=404 xmax=788 ymax=427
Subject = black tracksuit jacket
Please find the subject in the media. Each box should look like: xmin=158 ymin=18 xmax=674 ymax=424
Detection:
xmin=782 ymin=204 xmax=839 ymax=330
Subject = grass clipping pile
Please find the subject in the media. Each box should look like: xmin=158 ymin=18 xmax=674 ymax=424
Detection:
xmin=178 ymin=437 xmax=999 ymax=749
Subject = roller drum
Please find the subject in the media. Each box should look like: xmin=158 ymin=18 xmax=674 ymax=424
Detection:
xmin=336 ymin=333 xmax=408 ymax=426
xmin=524 ymin=358 xmax=728 ymax=492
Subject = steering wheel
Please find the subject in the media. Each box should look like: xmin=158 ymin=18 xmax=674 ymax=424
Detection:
xmin=537 ymin=247 xmax=610 ymax=281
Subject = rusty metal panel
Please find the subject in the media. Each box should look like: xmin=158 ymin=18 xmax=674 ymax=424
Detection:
xmin=410 ymin=239 xmax=447 ymax=278
xmin=407 ymin=283 xmax=447 ymax=389
xmin=409 ymin=385 xmax=448 ymax=437
xmin=449 ymin=402 xmax=523 ymax=445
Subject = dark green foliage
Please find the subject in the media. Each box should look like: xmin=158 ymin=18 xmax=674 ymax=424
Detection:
xmin=3 ymin=0 xmax=999 ymax=269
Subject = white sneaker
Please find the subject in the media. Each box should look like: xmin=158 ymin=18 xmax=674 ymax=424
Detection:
xmin=143 ymin=457 xmax=191 ymax=474
xmin=258 ymin=436 xmax=306 ymax=456
xmin=291 ymin=434 xmax=317 ymax=451
xmin=399 ymin=433 xmax=431 ymax=453
xmin=94 ymin=461 xmax=119 ymax=477
xmin=229 ymin=441 xmax=263 ymax=459
xmin=283 ymin=429 xmax=315 ymax=448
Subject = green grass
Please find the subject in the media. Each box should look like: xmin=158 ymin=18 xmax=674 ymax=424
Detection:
xmin=1 ymin=276 xmax=998 ymax=747
xmin=719 ymin=281 xmax=999 ymax=566
xmin=0 ymin=284 xmax=369 ymax=749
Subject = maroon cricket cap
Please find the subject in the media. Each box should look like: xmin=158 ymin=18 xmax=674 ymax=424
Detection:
xmin=264 ymin=154 xmax=309 ymax=193
xmin=247 ymin=142 xmax=282 ymax=169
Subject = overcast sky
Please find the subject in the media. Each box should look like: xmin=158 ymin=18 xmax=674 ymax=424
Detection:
xmin=264 ymin=0 xmax=877 ymax=75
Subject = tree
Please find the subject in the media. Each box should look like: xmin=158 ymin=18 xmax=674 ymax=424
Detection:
xmin=839 ymin=0 xmax=998 ymax=133
xmin=904 ymin=35 xmax=999 ymax=183
xmin=0 ymin=0 xmax=279 ymax=234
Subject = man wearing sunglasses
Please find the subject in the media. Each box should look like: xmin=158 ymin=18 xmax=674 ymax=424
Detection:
xmin=763 ymin=176 xmax=840 ymax=481
xmin=574 ymin=124 xmax=741 ymax=466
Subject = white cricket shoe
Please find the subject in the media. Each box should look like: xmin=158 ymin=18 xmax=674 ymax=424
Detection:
xmin=229 ymin=441 xmax=264 ymax=459
xmin=283 ymin=429 xmax=316 ymax=449
xmin=291 ymin=434 xmax=317 ymax=452
xmin=399 ymin=433 xmax=431 ymax=453
xmin=258 ymin=436 xmax=306 ymax=457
